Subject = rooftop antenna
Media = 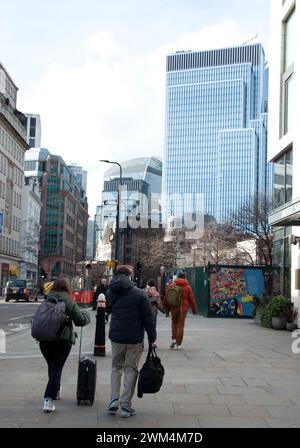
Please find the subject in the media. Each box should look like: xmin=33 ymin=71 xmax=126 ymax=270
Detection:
xmin=241 ymin=33 xmax=259 ymax=46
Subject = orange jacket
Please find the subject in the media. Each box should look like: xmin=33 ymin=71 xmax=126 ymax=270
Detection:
xmin=164 ymin=278 xmax=197 ymax=314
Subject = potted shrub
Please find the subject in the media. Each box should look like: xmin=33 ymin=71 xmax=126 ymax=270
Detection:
xmin=257 ymin=295 xmax=272 ymax=328
xmin=286 ymin=308 xmax=298 ymax=331
xmin=270 ymin=295 xmax=291 ymax=330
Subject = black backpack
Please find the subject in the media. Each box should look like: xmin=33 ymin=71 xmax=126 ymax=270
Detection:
xmin=31 ymin=296 xmax=66 ymax=342
xmin=137 ymin=345 xmax=164 ymax=398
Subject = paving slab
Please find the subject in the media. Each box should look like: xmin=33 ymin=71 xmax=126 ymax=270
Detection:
xmin=173 ymin=403 xmax=230 ymax=417
xmin=208 ymin=394 xmax=247 ymax=405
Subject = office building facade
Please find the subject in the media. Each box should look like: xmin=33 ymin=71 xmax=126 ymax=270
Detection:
xmin=0 ymin=63 xmax=28 ymax=289
xmin=25 ymin=148 xmax=89 ymax=279
xmin=268 ymin=0 xmax=299 ymax=308
xmin=164 ymin=44 xmax=271 ymax=223
xmin=19 ymin=176 xmax=42 ymax=281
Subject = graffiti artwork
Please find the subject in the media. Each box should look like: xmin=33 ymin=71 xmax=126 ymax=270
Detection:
xmin=209 ymin=267 xmax=263 ymax=317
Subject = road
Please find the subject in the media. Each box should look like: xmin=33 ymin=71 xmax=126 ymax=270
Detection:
xmin=0 ymin=298 xmax=41 ymax=335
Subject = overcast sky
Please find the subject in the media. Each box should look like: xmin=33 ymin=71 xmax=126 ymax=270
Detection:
xmin=0 ymin=0 xmax=270 ymax=216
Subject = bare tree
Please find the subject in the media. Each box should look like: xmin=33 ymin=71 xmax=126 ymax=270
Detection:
xmin=230 ymin=195 xmax=273 ymax=266
xmin=21 ymin=218 xmax=40 ymax=261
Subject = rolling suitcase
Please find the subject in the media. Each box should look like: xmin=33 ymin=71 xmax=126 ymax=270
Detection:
xmin=76 ymin=328 xmax=97 ymax=405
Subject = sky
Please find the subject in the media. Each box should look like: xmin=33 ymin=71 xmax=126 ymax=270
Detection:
xmin=0 ymin=0 xmax=270 ymax=217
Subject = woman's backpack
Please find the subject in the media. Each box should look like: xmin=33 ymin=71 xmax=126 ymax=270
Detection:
xmin=137 ymin=345 xmax=164 ymax=398
xmin=31 ymin=296 xmax=66 ymax=342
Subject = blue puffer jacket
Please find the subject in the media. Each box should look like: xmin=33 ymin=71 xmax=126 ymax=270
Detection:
xmin=106 ymin=274 xmax=156 ymax=344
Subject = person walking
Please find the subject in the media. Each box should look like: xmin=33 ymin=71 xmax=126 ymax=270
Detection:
xmin=143 ymin=279 xmax=165 ymax=329
xmin=164 ymin=272 xmax=197 ymax=350
xmin=106 ymin=266 xmax=156 ymax=418
xmin=39 ymin=278 xmax=90 ymax=413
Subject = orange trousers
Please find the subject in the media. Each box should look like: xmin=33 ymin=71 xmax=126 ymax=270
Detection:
xmin=170 ymin=309 xmax=188 ymax=346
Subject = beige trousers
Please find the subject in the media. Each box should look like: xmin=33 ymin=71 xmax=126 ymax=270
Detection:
xmin=110 ymin=342 xmax=144 ymax=409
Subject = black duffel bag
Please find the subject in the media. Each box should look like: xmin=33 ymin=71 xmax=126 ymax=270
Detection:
xmin=137 ymin=344 xmax=164 ymax=398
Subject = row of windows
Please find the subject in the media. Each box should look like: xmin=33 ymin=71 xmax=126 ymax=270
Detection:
xmin=63 ymin=262 xmax=75 ymax=276
xmin=0 ymin=180 xmax=5 ymax=199
xmin=0 ymin=235 xmax=20 ymax=256
xmin=66 ymin=230 xmax=74 ymax=243
xmin=67 ymin=197 xmax=75 ymax=214
xmin=0 ymin=127 xmax=24 ymax=165
xmin=0 ymin=156 xmax=23 ymax=191
xmin=66 ymin=214 xmax=75 ymax=228
xmin=12 ymin=214 xmax=21 ymax=232
xmin=13 ymin=191 xmax=21 ymax=209
xmin=4 ymin=77 xmax=17 ymax=104
xmin=65 ymin=245 xmax=73 ymax=259
xmin=0 ymin=153 xmax=8 ymax=175
xmin=14 ymin=168 xmax=23 ymax=188
xmin=167 ymin=65 xmax=251 ymax=87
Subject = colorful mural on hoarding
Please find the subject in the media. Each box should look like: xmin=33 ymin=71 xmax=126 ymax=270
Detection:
xmin=209 ymin=267 xmax=264 ymax=317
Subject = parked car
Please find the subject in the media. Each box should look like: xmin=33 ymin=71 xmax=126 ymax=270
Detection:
xmin=4 ymin=279 xmax=38 ymax=302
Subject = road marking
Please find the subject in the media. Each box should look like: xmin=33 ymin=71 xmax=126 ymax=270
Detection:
xmin=6 ymin=323 xmax=31 ymax=334
xmin=10 ymin=314 xmax=34 ymax=321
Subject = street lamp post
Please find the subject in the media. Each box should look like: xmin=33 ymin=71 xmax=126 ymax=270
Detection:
xmin=99 ymin=160 xmax=123 ymax=264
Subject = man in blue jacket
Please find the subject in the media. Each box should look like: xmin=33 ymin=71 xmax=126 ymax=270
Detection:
xmin=106 ymin=266 xmax=156 ymax=418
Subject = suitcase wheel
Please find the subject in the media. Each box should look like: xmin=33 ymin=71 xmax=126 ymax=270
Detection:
xmin=77 ymin=400 xmax=81 ymax=406
xmin=90 ymin=400 xmax=94 ymax=405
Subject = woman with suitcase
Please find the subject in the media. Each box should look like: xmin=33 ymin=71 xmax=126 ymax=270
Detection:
xmin=39 ymin=278 xmax=90 ymax=413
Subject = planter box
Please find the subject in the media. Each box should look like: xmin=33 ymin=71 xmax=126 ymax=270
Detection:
xmin=272 ymin=317 xmax=287 ymax=330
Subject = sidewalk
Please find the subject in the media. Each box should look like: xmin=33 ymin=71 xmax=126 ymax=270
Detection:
xmin=1 ymin=311 xmax=300 ymax=428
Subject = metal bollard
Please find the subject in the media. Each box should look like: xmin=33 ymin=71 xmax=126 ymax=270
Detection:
xmin=94 ymin=293 xmax=106 ymax=357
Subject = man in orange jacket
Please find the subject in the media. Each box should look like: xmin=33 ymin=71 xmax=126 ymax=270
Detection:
xmin=164 ymin=272 xmax=197 ymax=350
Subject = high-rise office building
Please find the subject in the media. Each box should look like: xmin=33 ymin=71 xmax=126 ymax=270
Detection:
xmin=69 ymin=163 xmax=87 ymax=195
xmin=95 ymin=156 xmax=162 ymax=260
xmin=163 ymin=44 xmax=271 ymax=224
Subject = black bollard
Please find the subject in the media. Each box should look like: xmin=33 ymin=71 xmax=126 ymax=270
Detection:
xmin=94 ymin=293 xmax=106 ymax=357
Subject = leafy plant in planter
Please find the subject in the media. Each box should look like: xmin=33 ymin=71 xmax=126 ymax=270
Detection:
xmin=270 ymin=295 xmax=291 ymax=330
xmin=261 ymin=295 xmax=291 ymax=329
xmin=255 ymin=295 xmax=272 ymax=327
xmin=270 ymin=295 xmax=291 ymax=316
xmin=261 ymin=304 xmax=273 ymax=328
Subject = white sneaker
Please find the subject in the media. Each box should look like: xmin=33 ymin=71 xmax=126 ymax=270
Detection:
xmin=175 ymin=344 xmax=183 ymax=350
xmin=120 ymin=407 xmax=136 ymax=418
xmin=43 ymin=398 xmax=55 ymax=413
xmin=170 ymin=340 xmax=176 ymax=349
xmin=107 ymin=398 xmax=119 ymax=414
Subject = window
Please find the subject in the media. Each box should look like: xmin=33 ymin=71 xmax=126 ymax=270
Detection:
xmin=274 ymin=149 xmax=293 ymax=208
xmin=282 ymin=9 xmax=295 ymax=136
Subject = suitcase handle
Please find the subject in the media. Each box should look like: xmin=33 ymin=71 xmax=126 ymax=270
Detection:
xmin=79 ymin=327 xmax=83 ymax=361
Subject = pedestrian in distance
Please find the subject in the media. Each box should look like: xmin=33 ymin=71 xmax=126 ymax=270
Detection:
xmin=106 ymin=266 xmax=156 ymax=418
xmin=164 ymin=272 xmax=197 ymax=350
xmin=38 ymin=278 xmax=90 ymax=413
xmin=143 ymin=279 xmax=165 ymax=330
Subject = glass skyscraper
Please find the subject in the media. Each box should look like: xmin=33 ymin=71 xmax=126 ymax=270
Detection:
xmin=163 ymin=43 xmax=271 ymax=223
